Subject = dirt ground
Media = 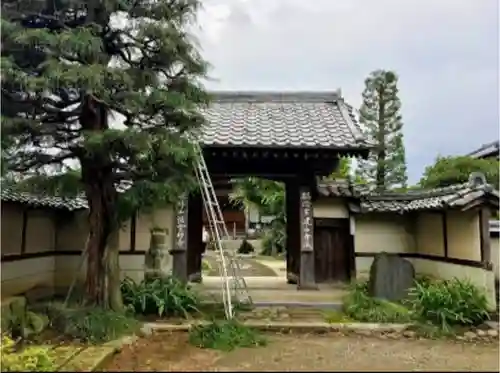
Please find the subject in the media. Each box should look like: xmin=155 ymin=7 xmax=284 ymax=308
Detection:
xmin=105 ymin=331 xmax=500 ymax=372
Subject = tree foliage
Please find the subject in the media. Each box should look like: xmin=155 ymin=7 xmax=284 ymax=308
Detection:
xmin=419 ymin=156 xmax=499 ymax=190
xmin=229 ymin=178 xmax=285 ymax=255
xmin=1 ymin=0 xmax=209 ymax=308
xmin=327 ymin=157 xmax=351 ymax=180
xmin=229 ymin=177 xmax=284 ymax=218
xmin=356 ymin=70 xmax=408 ymax=191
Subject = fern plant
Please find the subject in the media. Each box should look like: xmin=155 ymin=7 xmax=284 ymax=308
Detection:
xmin=121 ymin=276 xmax=201 ymax=318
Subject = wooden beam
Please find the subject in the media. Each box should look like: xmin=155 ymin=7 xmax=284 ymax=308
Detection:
xmin=479 ymin=207 xmax=491 ymax=264
xmin=442 ymin=211 xmax=448 ymax=258
xmin=285 ymin=180 xmax=300 ymax=284
xmin=355 ymin=251 xmax=490 ymax=269
xmin=129 ymin=212 xmax=137 ymax=252
xmin=20 ymin=209 xmax=29 ymax=254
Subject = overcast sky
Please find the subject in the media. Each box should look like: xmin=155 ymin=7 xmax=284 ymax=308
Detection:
xmin=194 ymin=0 xmax=499 ymax=182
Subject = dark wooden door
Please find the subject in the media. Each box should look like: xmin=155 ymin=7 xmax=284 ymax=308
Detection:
xmin=314 ymin=219 xmax=351 ymax=283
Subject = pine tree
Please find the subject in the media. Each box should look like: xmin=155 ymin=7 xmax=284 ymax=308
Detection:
xmin=1 ymin=0 xmax=209 ymax=309
xmin=355 ymin=70 xmax=408 ymax=191
xmin=328 ymin=157 xmax=352 ymax=180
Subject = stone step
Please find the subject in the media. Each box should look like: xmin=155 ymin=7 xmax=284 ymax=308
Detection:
xmin=252 ymin=302 xmax=342 ymax=309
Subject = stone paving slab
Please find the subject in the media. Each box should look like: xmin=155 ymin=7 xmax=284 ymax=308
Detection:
xmin=203 ymin=254 xmax=277 ymax=277
xmin=26 ymin=336 xmax=137 ymax=372
xmin=145 ymin=320 xmax=410 ymax=334
xmin=62 ymin=346 xmax=117 ymax=372
xmin=51 ymin=345 xmax=85 ymax=370
xmin=198 ymin=287 xmax=347 ymax=304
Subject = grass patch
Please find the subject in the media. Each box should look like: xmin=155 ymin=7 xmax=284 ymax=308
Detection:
xmin=406 ymin=277 xmax=490 ymax=330
xmin=407 ymin=322 xmax=461 ymax=339
xmin=322 ymin=310 xmax=352 ymax=324
xmin=342 ymin=277 xmax=491 ymax=336
xmin=188 ymin=319 xmax=267 ymax=351
xmin=197 ymin=301 xmax=254 ymax=320
xmin=343 ymin=282 xmax=413 ymax=324
xmin=45 ymin=303 xmax=140 ymax=343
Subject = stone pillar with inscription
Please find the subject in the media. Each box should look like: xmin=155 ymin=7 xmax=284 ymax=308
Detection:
xmin=298 ymin=187 xmax=318 ymax=290
xmin=170 ymin=195 xmax=188 ymax=282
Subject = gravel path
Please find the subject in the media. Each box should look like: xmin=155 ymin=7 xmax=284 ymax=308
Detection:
xmin=204 ymin=253 xmax=277 ymax=277
xmin=214 ymin=334 xmax=500 ymax=372
xmin=106 ymin=333 xmax=500 ymax=372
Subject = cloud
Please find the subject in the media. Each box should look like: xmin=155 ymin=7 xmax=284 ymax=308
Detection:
xmin=195 ymin=0 xmax=499 ymax=182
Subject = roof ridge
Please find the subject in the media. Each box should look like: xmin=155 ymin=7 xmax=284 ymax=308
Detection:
xmin=335 ymin=98 xmax=368 ymax=144
xmin=467 ymin=140 xmax=500 ymax=157
xmin=209 ymin=91 xmax=342 ymax=103
xmin=364 ymin=183 xmax=470 ymax=201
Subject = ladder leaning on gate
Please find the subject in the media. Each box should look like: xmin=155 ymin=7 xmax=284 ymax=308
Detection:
xmin=192 ymin=143 xmax=252 ymax=319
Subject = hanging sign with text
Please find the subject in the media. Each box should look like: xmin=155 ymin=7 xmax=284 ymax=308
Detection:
xmin=300 ymin=189 xmax=313 ymax=252
xmin=175 ymin=197 xmax=188 ymax=251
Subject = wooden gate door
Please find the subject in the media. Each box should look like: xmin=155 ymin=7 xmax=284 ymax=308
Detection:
xmin=314 ymin=219 xmax=351 ymax=283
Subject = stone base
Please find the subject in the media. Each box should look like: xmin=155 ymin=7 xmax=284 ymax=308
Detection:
xmin=169 ymin=249 xmax=187 ymax=282
xmin=297 ymin=283 xmax=319 ymax=291
xmin=287 ymin=272 xmax=298 ymax=284
xmin=188 ymin=272 xmax=202 ymax=283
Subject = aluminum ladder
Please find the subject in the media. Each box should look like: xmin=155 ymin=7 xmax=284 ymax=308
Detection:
xmin=192 ymin=143 xmax=252 ymax=319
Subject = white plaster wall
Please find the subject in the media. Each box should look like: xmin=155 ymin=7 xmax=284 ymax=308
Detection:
xmin=313 ymin=199 xmax=349 ymax=219
xmin=54 ymin=253 xmax=149 ymax=288
xmin=446 ymin=210 xmax=481 ymax=261
xmin=354 ymin=214 xmax=415 ymax=274
xmin=1 ymin=257 xmax=55 ymax=298
xmin=415 ymin=212 xmax=445 ymax=256
xmin=492 ymin=236 xmax=500 ymax=278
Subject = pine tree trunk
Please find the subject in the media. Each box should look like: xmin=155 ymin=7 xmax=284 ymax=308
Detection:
xmin=106 ymin=242 xmax=124 ymax=311
xmin=79 ymin=95 xmax=123 ymax=311
xmin=84 ymin=182 xmax=114 ymax=307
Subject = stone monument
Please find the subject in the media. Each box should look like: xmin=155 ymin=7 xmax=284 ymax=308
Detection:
xmin=368 ymin=251 xmax=415 ymax=301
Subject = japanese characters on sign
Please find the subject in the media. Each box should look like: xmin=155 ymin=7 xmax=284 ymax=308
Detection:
xmin=175 ymin=197 xmax=187 ymax=250
xmin=300 ymin=190 xmax=313 ymax=252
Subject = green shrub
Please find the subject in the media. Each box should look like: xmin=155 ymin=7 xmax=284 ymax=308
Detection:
xmin=237 ymin=239 xmax=255 ymax=254
xmin=189 ymin=320 xmax=267 ymax=351
xmin=201 ymin=259 xmax=212 ymax=272
xmin=2 ymin=297 xmax=49 ymax=339
xmin=260 ymin=221 xmax=286 ymax=256
xmin=46 ymin=303 xmax=140 ymax=343
xmin=343 ymin=281 xmax=413 ymax=323
xmin=121 ymin=276 xmax=201 ymax=318
xmin=1 ymin=335 xmax=55 ymax=372
xmin=407 ymin=278 xmax=490 ymax=330
xmin=206 ymin=240 xmax=217 ymax=251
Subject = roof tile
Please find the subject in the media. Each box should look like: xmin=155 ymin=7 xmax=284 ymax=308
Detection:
xmin=317 ymin=179 xmax=498 ymax=213
xmin=1 ymin=188 xmax=87 ymax=210
xmin=200 ymin=92 xmax=371 ymax=150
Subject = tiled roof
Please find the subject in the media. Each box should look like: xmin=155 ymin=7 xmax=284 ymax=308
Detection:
xmin=0 ymin=181 xmax=133 ymax=211
xmin=317 ymin=176 xmax=499 ymax=213
xmin=199 ymin=91 xmax=371 ymax=151
xmin=1 ymin=188 xmax=87 ymax=211
xmin=467 ymin=141 xmax=499 ymax=159
xmin=3 ymin=175 xmax=497 ymax=214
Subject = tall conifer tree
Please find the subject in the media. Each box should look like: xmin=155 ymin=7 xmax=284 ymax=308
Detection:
xmin=356 ymin=70 xmax=408 ymax=191
xmin=1 ymin=0 xmax=208 ymax=308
